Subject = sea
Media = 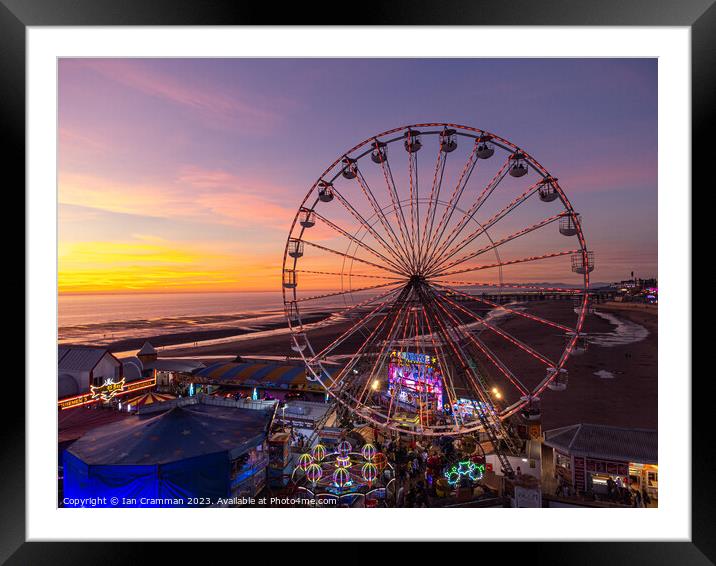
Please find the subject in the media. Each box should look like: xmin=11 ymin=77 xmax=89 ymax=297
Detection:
xmin=58 ymin=290 xmax=376 ymax=348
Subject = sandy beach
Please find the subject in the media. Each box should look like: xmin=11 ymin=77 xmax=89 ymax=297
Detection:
xmin=151 ymin=298 xmax=657 ymax=432
xmin=538 ymin=301 xmax=658 ymax=430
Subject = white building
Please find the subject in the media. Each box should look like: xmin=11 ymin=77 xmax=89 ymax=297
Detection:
xmin=58 ymin=346 xmax=122 ymax=399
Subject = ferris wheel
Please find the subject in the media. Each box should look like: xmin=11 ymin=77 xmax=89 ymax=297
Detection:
xmin=282 ymin=123 xmax=593 ymax=437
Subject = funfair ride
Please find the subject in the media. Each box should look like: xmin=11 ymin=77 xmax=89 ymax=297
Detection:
xmin=290 ymin=441 xmax=394 ymax=505
xmin=282 ymin=124 xmax=593 ymax=474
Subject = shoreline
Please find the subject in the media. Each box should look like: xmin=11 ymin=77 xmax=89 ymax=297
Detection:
xmin=60 ymin=311 xmax=332 ymax=355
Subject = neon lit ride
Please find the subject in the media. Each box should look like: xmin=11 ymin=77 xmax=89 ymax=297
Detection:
xmin=290 ymin=443 xmax=395 ymax=503
xmin=387 ymin=351 xmax=443 ymax=412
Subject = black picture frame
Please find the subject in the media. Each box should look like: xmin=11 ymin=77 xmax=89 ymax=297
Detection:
xmin=4 ymin=0 xmax=707 ymax=562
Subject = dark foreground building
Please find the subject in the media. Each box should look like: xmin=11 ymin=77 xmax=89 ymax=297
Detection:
xmin=543 ymin=423 xmax=658 ymax=503
xmin=62 ymin=396 xmax=275 ymax=507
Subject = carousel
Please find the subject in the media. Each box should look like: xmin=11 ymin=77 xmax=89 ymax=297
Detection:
xmin=124 ymin=391 xmax=175 ymax=412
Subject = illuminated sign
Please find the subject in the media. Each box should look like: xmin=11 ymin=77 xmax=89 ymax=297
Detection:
xmin=58 ymin=376 xmax=156 ymax=410
xmin=91 ymin=377 xmax=126 ymax=402
xmin=58 ymin=393 xmax=95 ymax=410
xmin=389 ymin=351 xmax=437 ymax=367
xmin=444 ymin=461 xmax=485 ymax=486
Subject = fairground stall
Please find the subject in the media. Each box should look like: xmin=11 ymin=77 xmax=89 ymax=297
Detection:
xmin=544 ymin=423 xmax=658 ymax=504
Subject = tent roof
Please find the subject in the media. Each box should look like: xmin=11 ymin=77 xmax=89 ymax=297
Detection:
xmin=196 ymin=361 xmax=333 ymax=390
xmin=68 ymin=403 xmax=273 ymax=466
xmin=543 ymin=423 xmax=657 ymax=464
xmin=59 ymin=407 xmax=132 ymax=445
xmin=126 ymin=391 xmax=175 ymax=407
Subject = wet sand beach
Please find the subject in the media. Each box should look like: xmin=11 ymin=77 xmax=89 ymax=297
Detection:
xmin=111 ymin=299 xmax=658 ymax=431
xmin=538 ymin=302 xmax=657 ymax=430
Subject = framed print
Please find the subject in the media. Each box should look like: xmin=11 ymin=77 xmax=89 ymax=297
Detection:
xmin=4 ymin=0 xmax=709 ymax=561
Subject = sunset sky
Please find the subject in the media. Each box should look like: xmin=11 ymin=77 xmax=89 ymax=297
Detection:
xmin=59 ymin=58 xmax=657 ymax=294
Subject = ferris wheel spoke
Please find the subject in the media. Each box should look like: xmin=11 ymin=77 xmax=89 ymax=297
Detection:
xmin=352 ymin=169 xmax=415 ymax=273
xmin=421 ymin=144 xmax=482 ymax=271
xmin=432 ymin=282 xmax=576 ymax=333
xmin=325 ymin=307 xmax=398 ymax=396
xmin=379 ymin=157 xmax=417 ymax=270
xmin=311 ymin=209 xmax=409 ymax=274
xmin=419 ymin=287 xmax=494 ymax=408
xmin=307 ymin=286 xmax=404 ymax=362
xmin=355 ymin=298 xmax=413 ymax=409
xmin=295 ymin=269 xmax=402 ymax=281
xmin=293 ymin=279 xmax=403 ymax=304
xmin=329 ymin=187 xmax=412 ymax=273
xmin=420 ymin=301 xmax=464 ymax=429
xmin=436 ymin=290 xmax=556 ymax=368
xmin=425 ymin=178 xmax=541 ymax=276
xmin=428 ymin=212 xmax=564 ymax=277
xmin=382 ymin=295 xmax=417 ymax=424
xmin=293 ymin=284 xmax=405 ymax=340
xmin=423 ymin=161 xmax=511 ymax=275
xmin=300 ymin=239 xmax=406 ymax=276
xmin=432 ymin=249 xmax=579 ymax=279
xmin=430 ymin=290 xmax=530 ymax=396
xmin=407 ymin=136 xmax=421 ymax=272
xmin=336 ymin=294 xmax=413 ymax=416
xmin=419 ymin=144 xmax=448 ymax=269
xmin=411 ymin=306 xmax=425 ymax=429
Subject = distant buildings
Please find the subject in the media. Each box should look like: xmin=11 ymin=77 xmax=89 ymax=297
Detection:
xmin=123 ymin=341 xmax=205 ymax=392
xmin=611 ymin=277 xmax=658 ymax=304
xmin=57 ymin=342 xmax=205 ymax=411
xmin=58 ymin=346 xmax=155 ymax=410
xmin=58 ymin=346 xmax=121 ymax=398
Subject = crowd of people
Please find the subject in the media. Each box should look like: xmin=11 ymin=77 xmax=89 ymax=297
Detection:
xmin=604 ymin=476 xmax=652 ymax=507
xmin=372 ymin=431 xmax=489 ymax=508
xmin=555 ymin=472 xmax=653 ymax=507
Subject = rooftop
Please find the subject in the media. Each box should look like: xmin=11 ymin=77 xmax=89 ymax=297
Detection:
xmin=68 ymin=399 xmax=275 ymax=466
xmin=543 ymin=423 xmax=657 ymax=464
xmin=58 ymin=346 xmax=117 ymax=372
xmin=137 ymin=342 xmax=157 ymax=356
xmin=196 ymin=361 xmax=332 ymax=390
